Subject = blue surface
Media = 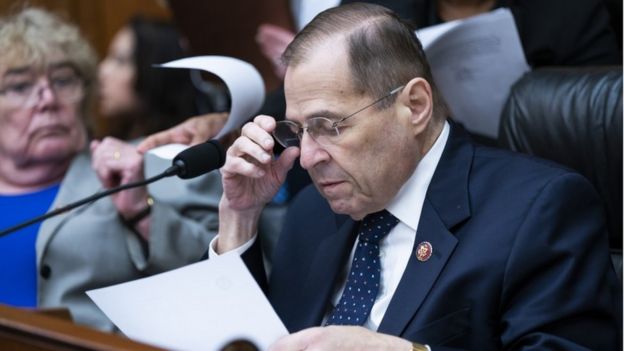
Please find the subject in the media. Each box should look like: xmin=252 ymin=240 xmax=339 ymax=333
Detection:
xmin=0 ymin=184 xmax=59 ymax=307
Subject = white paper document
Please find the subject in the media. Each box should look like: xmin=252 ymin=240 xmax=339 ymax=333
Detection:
xmin=87 ymin=254 xmax=288 ymax=351
xmin=159 ymin=56 xmax=265 ymax=140
xmin=417 ymin=8 xmax=530 ymax=138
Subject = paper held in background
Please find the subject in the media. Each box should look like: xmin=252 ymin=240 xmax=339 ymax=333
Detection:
xmin=87 ymin=254 xmax=288 ymax=351
xmin=417 ymin=8 xmax=530 ymax=138
xmin=144 ymin=55 xmax=265 ymax=194
xmin=158 ymin=55 xmax=265 ymax=140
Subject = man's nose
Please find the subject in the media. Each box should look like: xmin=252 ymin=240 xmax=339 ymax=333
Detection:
xmin=299 ymin=133 xmax=329 ymax=170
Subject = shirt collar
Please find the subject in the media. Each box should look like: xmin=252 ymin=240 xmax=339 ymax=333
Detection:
xmin=386 ymin=121 xmax=450 ymax=231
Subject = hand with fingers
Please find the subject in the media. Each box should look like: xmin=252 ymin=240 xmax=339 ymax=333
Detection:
xmin=91 ymin=137 xmax=152 ymax=239
xmin=269 ymin=326 xmax=415 ymax=351
xmin=216 ymin=115 xmax=300 ymax=253
xmin=136 ymin=112 xmax=229 ymax=154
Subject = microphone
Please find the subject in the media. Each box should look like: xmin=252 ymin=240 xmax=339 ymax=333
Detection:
xmin=172 ymin=139 xmax=226 ymax=179
xmin=0 ymin=139 xmax=226 ymax=237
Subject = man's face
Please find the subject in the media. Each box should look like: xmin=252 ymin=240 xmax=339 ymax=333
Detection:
xmin=0 ymin=53 xmax=87 ymax=167
xmin=284 ymin=39 xmax=417 ymax=220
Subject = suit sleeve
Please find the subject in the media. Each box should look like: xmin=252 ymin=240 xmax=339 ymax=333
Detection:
xmin=499 ymin=172 xmax=620 ymax=349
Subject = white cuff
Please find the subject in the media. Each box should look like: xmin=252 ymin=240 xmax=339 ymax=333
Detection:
xmin=208 ymin=233 xmax=258 ymax=258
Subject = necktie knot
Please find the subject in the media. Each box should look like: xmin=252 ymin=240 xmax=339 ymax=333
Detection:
xmin=358 ymin=210 xmax=399 ymax=244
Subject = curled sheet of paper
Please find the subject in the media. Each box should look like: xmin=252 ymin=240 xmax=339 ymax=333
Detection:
xmin=158 ymin=55 xmax=265 ymax=140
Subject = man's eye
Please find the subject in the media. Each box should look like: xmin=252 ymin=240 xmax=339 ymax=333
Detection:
xmin=318 ymin=122 xmax=337 ymax=133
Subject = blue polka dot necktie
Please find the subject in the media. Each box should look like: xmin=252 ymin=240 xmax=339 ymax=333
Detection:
xmin=325 ymin=209 xmax=399 ymax=326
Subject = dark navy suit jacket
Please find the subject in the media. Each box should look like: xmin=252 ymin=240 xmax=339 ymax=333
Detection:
xmin=243 ymin=124 xmax=620 ymax=350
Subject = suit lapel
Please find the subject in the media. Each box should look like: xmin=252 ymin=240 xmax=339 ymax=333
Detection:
xmin=36 ymin=152 xmax=96 ymax=265
xmin=378 ymin=123 xmax=474 ymax=335
xmin=378 ymin=200 xmax=458 ymax=335
xmin=294 ymin=215 xmax=357 ymax=330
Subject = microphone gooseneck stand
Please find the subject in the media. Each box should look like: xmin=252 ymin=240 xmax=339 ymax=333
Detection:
xmin=0 ymin=139 xmax=226 ymax=238
xmin=0 ymin=164 xmax=181 ymax=238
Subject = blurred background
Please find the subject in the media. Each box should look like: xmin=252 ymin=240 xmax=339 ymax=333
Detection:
xmin=0 ymin=0 xmax=295 ymax=135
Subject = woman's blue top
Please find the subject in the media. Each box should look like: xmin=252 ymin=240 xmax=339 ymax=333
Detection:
xmin=0 ymin=184 xmax=59 ymax=307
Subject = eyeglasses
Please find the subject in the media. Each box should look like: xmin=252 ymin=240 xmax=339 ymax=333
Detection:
xmin=272 ymin=85 xmax=404 ymax=148
xmin=0 ymin=70 xmax=84 ymax=109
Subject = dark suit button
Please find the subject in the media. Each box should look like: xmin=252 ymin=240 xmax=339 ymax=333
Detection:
xmin=40 ymin=264 xmax=51 ymax=279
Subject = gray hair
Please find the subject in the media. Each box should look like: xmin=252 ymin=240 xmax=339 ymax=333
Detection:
xmin=0 ymin=7 xmax=98 ymax=121
xmin=283 ymin=3 xmax=447 ymax=118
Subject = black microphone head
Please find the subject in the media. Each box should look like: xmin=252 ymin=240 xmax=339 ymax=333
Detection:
xmin=172 ymin=140 xmax=226 ymax=179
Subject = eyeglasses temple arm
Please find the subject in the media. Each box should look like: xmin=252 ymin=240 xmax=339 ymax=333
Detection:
xmin=333 ymin=85 xmax=405 ymax=127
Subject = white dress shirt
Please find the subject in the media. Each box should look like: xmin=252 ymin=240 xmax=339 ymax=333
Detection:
xmin=324 ymin=121 xmax=449 ymax=330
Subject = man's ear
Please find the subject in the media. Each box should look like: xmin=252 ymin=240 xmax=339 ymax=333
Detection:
xmin=397 ymin=77 xmax=433 ymax=135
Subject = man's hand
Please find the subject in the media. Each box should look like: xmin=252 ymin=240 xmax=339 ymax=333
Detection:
xmin=269 ymin=326 xmax=414 ymax=351
xmin=91 ymin=137 xmax=151 ymax=240
xmin=256 ymin=24 xmax=295 ymax=80
xmin=136 ymin=112 xmax=229 ymax=153
xmin=216 ymin=115 xmax=299 ymax=253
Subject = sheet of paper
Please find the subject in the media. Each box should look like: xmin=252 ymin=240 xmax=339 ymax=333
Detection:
xmin=87 ymin=254 xmax=288 ymax=351
xmin=159 ymin=55 xmax=265 ymax=139
xmin=415 ymin=20 xmax=461 ymax=48
xmin=417 ymin=8 xmax=530 ymax=138
xmin=144 ymin=143 xmax=190 ymax=197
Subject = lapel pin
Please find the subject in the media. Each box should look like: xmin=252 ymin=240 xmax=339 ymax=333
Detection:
xmin=416 ymin=241 xmax=433 ymax=262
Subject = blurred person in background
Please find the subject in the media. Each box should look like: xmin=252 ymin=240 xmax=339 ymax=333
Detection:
xmin=98 ymin=15 xmax=216 ymax=140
